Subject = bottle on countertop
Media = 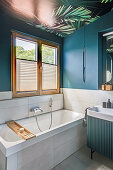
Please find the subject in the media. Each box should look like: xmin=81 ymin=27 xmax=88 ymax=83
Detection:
xmin=103 ymin=102 xmax=106 ymax=108
xmin=107 ymin=99 xmax=111 ymax=108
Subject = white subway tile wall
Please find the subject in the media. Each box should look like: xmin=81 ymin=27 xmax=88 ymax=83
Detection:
xmin=63 ymin=88 xmax=113 ymax=113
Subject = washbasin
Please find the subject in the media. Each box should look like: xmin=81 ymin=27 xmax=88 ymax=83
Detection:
xmin=87 ymin=106 xmax=113 ymax=122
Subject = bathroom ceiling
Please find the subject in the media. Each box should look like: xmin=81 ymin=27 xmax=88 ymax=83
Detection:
xmin=1 ymin=0 xmax=113 ymax=37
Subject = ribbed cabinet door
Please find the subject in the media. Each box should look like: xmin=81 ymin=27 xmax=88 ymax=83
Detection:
xmin=87 ymin=116 xmax=113 ymax=160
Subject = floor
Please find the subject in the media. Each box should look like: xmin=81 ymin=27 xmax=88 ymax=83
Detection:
xmin=52 ymin=145 xmax=113 ymax=170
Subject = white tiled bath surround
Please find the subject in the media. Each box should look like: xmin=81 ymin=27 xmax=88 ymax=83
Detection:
xmin=0 ymin=94 xmax=63 ymax=124
xmin=0 ymin=93 xmax=86 ymax=170
xmin=63 ymin=88 xmax=113 ymax=113
xmin=0 ymin=123 xmax=86 ymax=170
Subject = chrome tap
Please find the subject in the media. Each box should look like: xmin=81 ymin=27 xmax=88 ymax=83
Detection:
xmin=30 ymin=107 xmax=43 ymax=132
xmin=31 ymin=107 xmax=43 ymax=115
xmin=49 ymin=97 xmax=53 ymax=107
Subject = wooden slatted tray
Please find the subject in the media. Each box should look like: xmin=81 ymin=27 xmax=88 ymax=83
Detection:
xmin=6 ymin=121 xmax=36 ymax=140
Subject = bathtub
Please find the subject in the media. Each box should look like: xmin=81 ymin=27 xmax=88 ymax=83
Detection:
xmin=0 ymin=109 xmax=86 ymax=170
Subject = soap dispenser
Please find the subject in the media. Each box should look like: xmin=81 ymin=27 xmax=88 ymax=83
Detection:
xmin=107 ymin=99 xmax=111 ymax=108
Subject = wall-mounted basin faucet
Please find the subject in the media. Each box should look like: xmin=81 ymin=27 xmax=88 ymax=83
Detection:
xmin=83 ymin=107 xmax=90 ymax=127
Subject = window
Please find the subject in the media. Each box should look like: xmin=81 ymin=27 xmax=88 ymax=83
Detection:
xmin=12 ymin=32 xmax=60 ymax=97
xmin=42 ymin=44 xmax=57 ymax=90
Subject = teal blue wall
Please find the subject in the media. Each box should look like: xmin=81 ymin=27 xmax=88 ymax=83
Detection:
xmin=0 ymin=10 xmax=63 ymax=92
xmin=1 ymin=9 xmax=113 ymax=92
xmin=63 ymin=10 xmax=113 ymax=90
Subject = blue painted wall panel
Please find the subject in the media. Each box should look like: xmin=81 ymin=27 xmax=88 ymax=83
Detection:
xmin=63 ymin=11 xmax=113 ymax=90
xmin=63 ymin=27 xmax=85 ymax=89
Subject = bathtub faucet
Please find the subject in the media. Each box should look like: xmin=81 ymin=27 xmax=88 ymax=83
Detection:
xmin=31 ymin=107 xmax=43 ymax=115
xmin=31 ymin=107 xmax=43 ymax=132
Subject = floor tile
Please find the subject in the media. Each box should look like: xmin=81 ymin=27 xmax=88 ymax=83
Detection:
xmin=73 ymin=145 xmax=113 ymax=169
xmin=92 ymin=152 xmax=113 ymax=169
xmin=52 ymin=145 xmax=113 ymax=170
xmin=61 ymin=155 xmax=87 ymax=170
xmin=52 ymin=155 xmax=87 ymax=170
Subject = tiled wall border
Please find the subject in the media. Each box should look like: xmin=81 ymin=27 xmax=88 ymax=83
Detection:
xmin=0 ymin=94 xmax=63 ymax=125
xmin=63 ymin=88 xmax=113 ymax=114
xmin=0 ymin=91 xmax=12 ymax=101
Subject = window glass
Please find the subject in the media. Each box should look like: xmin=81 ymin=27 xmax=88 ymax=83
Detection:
xmin=42 ymin=44 xmax=57 ymax=90
xmin=16 ymin=38 xmax=37 ymax=92
xmin=42 ymin=44 xmax=57 ymax=65
xmin=16 ymin=38 xmax=37 ymax=61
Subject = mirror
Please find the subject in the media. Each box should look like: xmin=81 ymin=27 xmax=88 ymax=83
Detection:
xmin=101 ymin=32 xmax=113 ymax=90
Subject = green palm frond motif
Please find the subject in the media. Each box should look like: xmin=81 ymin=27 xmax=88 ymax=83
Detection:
xmin=1 ymin=0 xmax=113 ymax=37
xmin=22 ymin=4 xmax=101 ymax=37
xmin=35 ymin=5 xmax=99 ymax=37
xmin=51 ymin=6 xmax=99 ymax=36
xmin=101 ymin=0 xmax=112 ymax=3
xmin=89 ymin=16 xmax=100 ymax=22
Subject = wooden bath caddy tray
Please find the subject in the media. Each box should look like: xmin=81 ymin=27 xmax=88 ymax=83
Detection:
xmin=6 ymin=121 xmax=36 ymax=140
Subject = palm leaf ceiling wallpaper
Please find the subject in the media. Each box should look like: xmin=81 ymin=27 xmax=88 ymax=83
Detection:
xmin=0 ymin=0 xmax=113 ymax=37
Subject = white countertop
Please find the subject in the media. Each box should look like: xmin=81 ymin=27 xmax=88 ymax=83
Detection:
xmin=87 ymin=106 xmax=113 ymax=122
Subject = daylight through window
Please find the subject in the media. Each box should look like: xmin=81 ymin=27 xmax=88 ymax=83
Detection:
xmin=12 ymin=32 xmax=60 ymax=97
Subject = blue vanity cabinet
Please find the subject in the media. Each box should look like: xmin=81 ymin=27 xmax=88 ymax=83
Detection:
xmin=87 ymin=116 xmax=113 ymax=160
xmin=63 ymin=27 xmax=87 ymax=89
